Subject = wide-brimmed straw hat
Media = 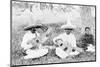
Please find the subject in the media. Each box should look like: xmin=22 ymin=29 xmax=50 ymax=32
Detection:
xmin=24 ymin=24 xmax=44 ymax=31
xmin=61 ymin=23 xmax=76 ymax=30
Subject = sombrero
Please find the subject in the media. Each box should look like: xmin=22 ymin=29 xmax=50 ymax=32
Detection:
xmin=24 ymin=24 xmax=48 ymax=32
xmin=61 ymin=22 xmax=76 ymax=30
xmin=24 ymin=24 xmax=44 ymax=31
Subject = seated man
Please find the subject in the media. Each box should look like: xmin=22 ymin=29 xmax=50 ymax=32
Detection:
xmin=21 ymin=25 xmax=48 ymax=59
xmin=80 ymin=27 xmax=95 ymax=52
xmin=53 ymin=24 xmax=82 ymax=59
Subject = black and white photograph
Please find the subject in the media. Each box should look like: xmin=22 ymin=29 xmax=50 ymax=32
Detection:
xmin=11 ymin=0 xmax=96 ymax=67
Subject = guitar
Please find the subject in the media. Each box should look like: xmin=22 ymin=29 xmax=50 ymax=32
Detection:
xmin=54 ymin=39 xmax=75 ymax=54
xmin=28 ymin=32 xmax=51 ymax=49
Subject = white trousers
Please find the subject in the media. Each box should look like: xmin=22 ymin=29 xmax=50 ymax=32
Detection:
xmin=86 ymin=44 xmax=95 ymax=52
xmin=55 ymin=47 xmax=80 ymax=59
xmin=24 ymin=48 xmax=48 ymax=59
xmin=55 ymin=48 xmax=69 ymax=59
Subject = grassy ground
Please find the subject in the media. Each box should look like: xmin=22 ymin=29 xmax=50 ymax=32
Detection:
xmin=11 ymin=25 xmax=96 ymax=66
xmin=12 ymin=49 xmax=95 ymax=66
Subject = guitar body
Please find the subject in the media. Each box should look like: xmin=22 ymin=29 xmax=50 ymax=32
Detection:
xmin=29 ymin=32 xmax=49 ymax=49
xmin=57 ymin=42 xmax=74 ymax=54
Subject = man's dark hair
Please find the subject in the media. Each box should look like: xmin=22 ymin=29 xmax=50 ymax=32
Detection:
xmin=85 ymin=27 xmax=90 ymax=31
xmin=31 ymin=28 xmax=36 ymax=33
xmin=64 ymin=28 xmax=73 ymax=30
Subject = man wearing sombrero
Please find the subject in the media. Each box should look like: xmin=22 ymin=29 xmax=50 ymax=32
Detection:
xmin=21 ymin=24 xmax=49 ymax=59
xmin=53 ymin=22 xmax=82 ymax=59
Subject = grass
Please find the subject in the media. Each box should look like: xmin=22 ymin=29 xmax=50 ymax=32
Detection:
xmin=11 ymin=25 xmax=96 ymax=66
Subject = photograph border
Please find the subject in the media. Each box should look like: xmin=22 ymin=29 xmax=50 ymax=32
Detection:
xmin=10 ymin=0 xmax=96 ymax=67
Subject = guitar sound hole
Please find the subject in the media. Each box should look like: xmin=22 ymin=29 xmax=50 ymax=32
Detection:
xmin=60 ymin=43 xmax=63 ymax=46
xmin=64 ymin=47 xmax=68 ymax=51
xmin=72 ymin=49 xmax=75 ymax=52
xmin=36 ymin=40 xmax=39 ymax=43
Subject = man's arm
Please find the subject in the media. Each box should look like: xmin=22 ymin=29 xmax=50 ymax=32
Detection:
xmin=21 ymin=33 xmax=33 ymax=50
xmin=53 ymin=34 xmax=63 ymax=44
xmin=71 ymin=34 xmax=77 ymax=47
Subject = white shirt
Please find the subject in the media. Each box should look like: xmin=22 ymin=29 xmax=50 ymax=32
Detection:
xmin=53 ymin=33 xmax=77 ymax=47
xmin=21 ymin=31 xmax=40 ymax=50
